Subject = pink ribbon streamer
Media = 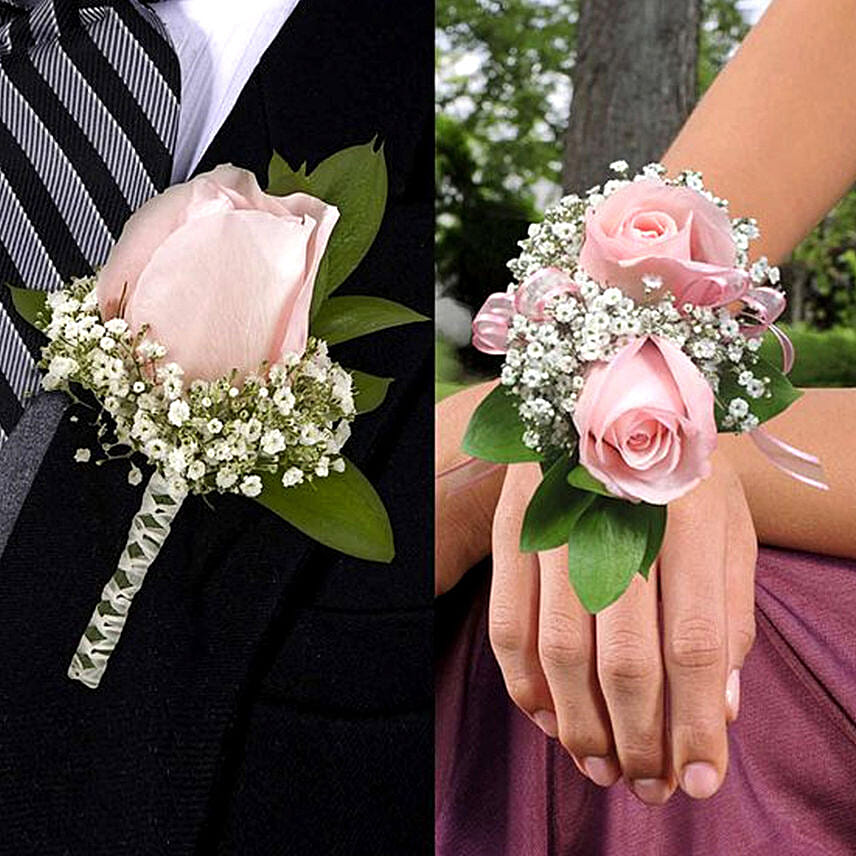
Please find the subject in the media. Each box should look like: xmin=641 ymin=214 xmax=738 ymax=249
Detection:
xmin=436 ymin=456 xmax=506 ymax=496
xmin=769 ymin=323 xmax=795 ymax=374
xmin=742 ymin=288 xmax=825 ymax=488
xmin=749 ymin=427 xmax=828 ymax=491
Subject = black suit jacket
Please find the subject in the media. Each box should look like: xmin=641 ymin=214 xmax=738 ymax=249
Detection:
xmin=0 ymin=3 xmax=433 ymax=854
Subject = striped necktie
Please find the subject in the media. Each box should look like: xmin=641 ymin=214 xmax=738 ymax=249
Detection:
xmin=0 ymin=0 xmax=179 ymax=447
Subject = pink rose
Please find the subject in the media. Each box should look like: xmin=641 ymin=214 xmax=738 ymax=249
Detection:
xmin=97 ymin=164 xmax=339 ymax=381
xmin=579 ymin=178 xmax=738 ymax=304
xmin=573 ymin=335 xmax=717 ymax=504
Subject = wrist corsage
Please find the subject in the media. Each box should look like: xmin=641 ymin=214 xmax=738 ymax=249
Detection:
xmin=10 ymin=141 xmax=426 ymax=688
xmin=465 ymin=161 xmax=825 ymax=612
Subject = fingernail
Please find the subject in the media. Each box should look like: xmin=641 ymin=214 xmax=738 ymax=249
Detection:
xmin=681 ymin=762 xmax=720 ymax=799
xmin=582 ymin=755 xmax=618 ymax=787
xmin=632 ymin=778 xmax=671 ymax=805
xmin=726 ymin=669 xmax=741 ymax=719
xmin=531 ymin=710 xmax=558 ymax=738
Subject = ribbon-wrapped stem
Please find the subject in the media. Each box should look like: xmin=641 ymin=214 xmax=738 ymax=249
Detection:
xmin=68 ymin=471 xmax=187 ymax=689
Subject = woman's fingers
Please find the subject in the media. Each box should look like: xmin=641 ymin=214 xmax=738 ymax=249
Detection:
xmin=596 ymin=564 xmax=674 ymax=804
xmin=537 ymin=545 xmax=617 ymax=786
xmin=724 ymin=473 xmax=758 ymax=722
xmin=489 ymin=464 xmax=556 ymax=736
xmin=660 ymin=480 xmax=730 ymax=800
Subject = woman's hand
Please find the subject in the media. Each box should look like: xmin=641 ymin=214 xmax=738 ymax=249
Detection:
xmin=488 ymin=452 xmax=757 ymax=804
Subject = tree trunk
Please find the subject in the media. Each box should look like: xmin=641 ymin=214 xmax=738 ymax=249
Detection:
xmin=563 ymin=0 xmax=701 ymax=193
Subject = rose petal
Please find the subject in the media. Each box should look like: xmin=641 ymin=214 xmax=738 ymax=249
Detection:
xmin=125 ymin=210 xmax=316 ymax=381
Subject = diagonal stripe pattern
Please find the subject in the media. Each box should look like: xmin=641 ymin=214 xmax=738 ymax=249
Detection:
xmin=0 ymin=0 xmax=179 ymax=446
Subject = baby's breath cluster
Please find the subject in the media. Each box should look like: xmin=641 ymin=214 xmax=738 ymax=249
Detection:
xmin=500 ymin=162 xmax=784 ymax=454
xmin=40 ymin=277 xmax=355 ymax=498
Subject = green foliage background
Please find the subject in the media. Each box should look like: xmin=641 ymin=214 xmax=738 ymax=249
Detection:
xmin=436 ymin=0 xmax=856 ymax=390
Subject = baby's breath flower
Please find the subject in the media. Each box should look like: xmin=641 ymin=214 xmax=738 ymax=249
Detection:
xmin=261 ymin=429 xmax=286 ymax=456
xmin=281 ymin=467 xmax=305 ymax=488
xmin=167 ymin=399 xmax=190 ymax=427
xmin=186 ymin=461 xmax=206 ymax=481
xmin=240 ymin=474 xmax=263 ymax=498
xmin=74 ymin=448 xmax=91 ymax=463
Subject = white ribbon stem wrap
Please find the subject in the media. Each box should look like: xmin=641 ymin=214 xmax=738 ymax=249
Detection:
xmin=67 ymin=471 xmax=187 ymax=689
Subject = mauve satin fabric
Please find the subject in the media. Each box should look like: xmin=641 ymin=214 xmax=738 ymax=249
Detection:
xmin=436 ymin=547 xmax=856 ymax=855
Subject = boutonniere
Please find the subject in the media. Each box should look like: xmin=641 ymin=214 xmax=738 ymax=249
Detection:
xmin=9 ymin=141 xmax=427 ymax=688
xmin=464 ymin=161 xmax=825 ymax=613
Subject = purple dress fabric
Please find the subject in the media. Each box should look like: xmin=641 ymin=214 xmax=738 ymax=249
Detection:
xmin=436 ymin=547 xmax=856 ymax=855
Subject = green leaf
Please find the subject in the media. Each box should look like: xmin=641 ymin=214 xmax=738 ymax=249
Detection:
xmin=567 ymin=498 xmax=651 ymax=613
xmin=520 ymin=455 xmax=596 ymax=553
xmin=7 ymin=285 xmax=47 ymax=331
xmin=567 ymin=464 xmax=613 ymax=497
xmin=461 ymin=385 xmax=542 ymax=464
xmin=311 ymin=296 xmax=428 ymax=345
xmin=637 ymin=503 xmax=667 ymax=580
xmin=267 ymin=140 xmax=388 ymax=298
xmin=350 ymin=370 xmax=393 ymax=414
xmin=715 ymin=356 xmax=803 ymax=432
xmin=255 ymin=457 xmax=394 ymax=563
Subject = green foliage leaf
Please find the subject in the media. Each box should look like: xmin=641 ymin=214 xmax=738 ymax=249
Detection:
xmin=461 ymin=385 xmax=542 ymax=463
xmin=567 ymin=464 xmax=613 ymax=497
xmin=637 ymin=504 xmax=667 ymax=580
xmin=256 ymin=457 xmax=394 ymax=563
xmin=7 ymin=285 xmax=47 ymax=330
xmin=520 ymin=455 xmax=596 ymax=553
xmin=350 ymin=370 xmax=393 ymax=414
xmin=715 ymin=356 xmax=803 ymax=432
xmin=567 ymin=498 xmax=651 ymax=613
xmin=311 ymin=296 xmax=428 ymax=346
xmin=267 ymin=140 xmax=388 ymax=300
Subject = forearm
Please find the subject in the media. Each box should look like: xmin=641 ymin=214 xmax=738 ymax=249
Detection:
xmin=661 ymin=0 xmax=856 ymax=263
xmin=435 ymin=382 xmax=503 ymax=593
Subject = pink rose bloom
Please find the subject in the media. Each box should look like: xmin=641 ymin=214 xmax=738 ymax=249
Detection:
xmin=579 ymin=178 xmax=740 ymax=305
xmin=573 ymin=336 xmax=717 ymax=505
xmin=97 ymin=164 xmax=339 ymax=381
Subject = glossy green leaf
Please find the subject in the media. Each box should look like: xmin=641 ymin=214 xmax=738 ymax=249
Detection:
xmin=7 ymin=285 xmax=47 ymax=331
xmin=637 ymin=503 xmax=667 ymax=580
xmin=567 ymin=464 xmax=613 ymax=497
xmin=256 ymin=457 xmax=394 ymax=563
xmin=715 ymin=356 xmax=802 ymax=432
xmin=311 ymin=295 xmax=428 ymax=345
xmin=520 ymin=455 xmax=596 ymax=553
xmin=267 ymin=140 xmax=388 ymax=298
xmin=461 ymin=385 xmax=542 ymax=464
xmin=567 ymin=498 xmax=650 ymax=613
xmin=350 ymin=370 xmax=393 ymax=414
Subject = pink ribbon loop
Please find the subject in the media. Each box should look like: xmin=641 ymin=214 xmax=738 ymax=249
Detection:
xmin=472 ymin=267 xmax=580 ymax=355
xmin=513 ymin=267 xmax=578 ymax=320
xmin=749 ymin=427 xmax=828 ymax=491
xmin=472 ymin=292 xmax=515 ymax=355
xmin=740 ymin=286 xmax=786 ymax=336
